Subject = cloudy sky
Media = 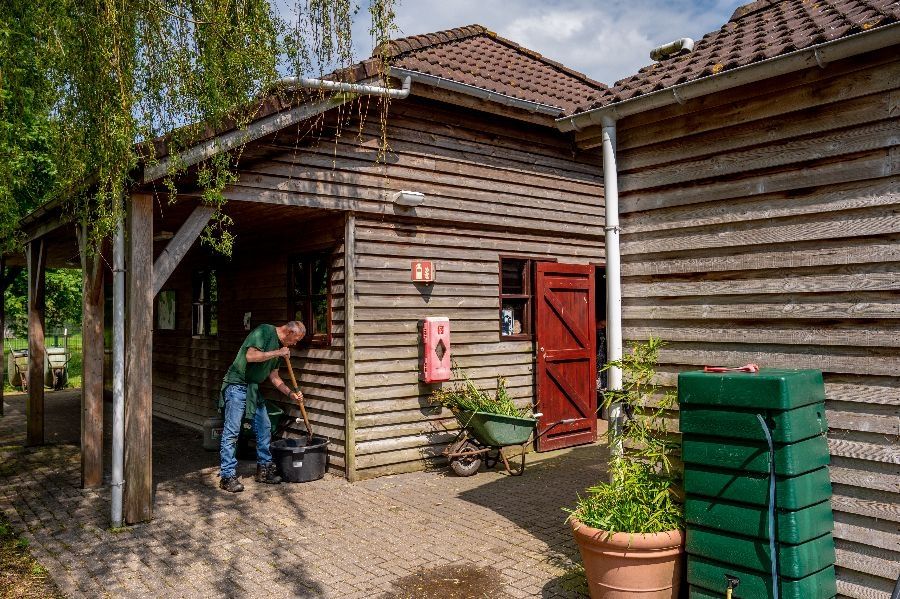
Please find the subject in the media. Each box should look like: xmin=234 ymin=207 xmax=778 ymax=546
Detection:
xmin=347 ymin=0 xmax=747 ymax=85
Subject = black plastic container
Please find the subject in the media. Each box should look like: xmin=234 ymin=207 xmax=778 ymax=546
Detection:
xmin=271 ymin=437 xmax=328 ymax=483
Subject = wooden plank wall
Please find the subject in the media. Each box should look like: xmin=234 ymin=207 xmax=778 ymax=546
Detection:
xmin=221 ymin=95 xmax=606 ymax=478
xmin=352 ymin=219 xmax=604 ymax=479
xmin=611 ymin=48 xmax=899 ymax=598
xmin=151 ymin=212 xmax=348 ymax=474
xmin=229 ymin=96 xmax=603 ymax=237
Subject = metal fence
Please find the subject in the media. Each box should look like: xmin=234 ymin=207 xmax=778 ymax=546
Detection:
xmin=4 ymin=327 xmax=82 ymax=353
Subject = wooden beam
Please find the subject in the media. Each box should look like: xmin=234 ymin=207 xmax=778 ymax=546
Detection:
xmin=343 ymin=213 xmax=357 ymax=482
xmin=152 ymin=205 xmax=214 ymax=296
xmin=77 ymin=225 xmax=104 ymax=488
xmin=142 ymin=95 xmax=350 ymax=183
xmin=26 ymin=239 xmax=46 ymax=446
xmin=125 ymin=193 xmax=154 ymax=523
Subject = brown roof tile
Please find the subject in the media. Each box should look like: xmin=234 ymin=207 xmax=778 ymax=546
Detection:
xmin=376 ymin=24 xmax=608 ymax=114
xmin=572 ymin=0 xmax=900 ymax=114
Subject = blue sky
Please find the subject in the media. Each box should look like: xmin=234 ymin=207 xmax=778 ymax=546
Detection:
xmin=348 ymin=0 xmax=748 ymax=85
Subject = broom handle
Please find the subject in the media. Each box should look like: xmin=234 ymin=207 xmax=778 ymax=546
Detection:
xmin=284 ymin=354 xmax=313 ymax=438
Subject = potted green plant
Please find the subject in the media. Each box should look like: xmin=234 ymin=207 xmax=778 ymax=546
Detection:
xmin=566 ymin=337 xmax=684 ymax=599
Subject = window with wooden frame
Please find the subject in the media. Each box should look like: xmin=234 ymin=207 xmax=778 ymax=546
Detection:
xmin=191 ymin=269 xmax=218 ymax=337
xmin=289 ymin=251 xmax=332 ymax=346
xmin=499 ymin=257 xmax=534 ymax=340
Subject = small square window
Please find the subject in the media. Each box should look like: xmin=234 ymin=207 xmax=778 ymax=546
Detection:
xmin=289 ymin=251 xmax=332 ymax=346
xmin=499 ymin=257 xmax=533 ymax=339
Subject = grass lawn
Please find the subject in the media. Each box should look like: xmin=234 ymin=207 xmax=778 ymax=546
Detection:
xmin=0 ymin=516 xmax=63 ymax=599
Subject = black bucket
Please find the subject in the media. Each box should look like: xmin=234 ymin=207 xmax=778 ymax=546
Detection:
xmin=271 ymin=437 xmax=328 ymax=483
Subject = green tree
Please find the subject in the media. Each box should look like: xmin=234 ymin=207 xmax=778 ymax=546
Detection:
xmin=0 ymin=1 xmax=58 ymax=254
xmin=3 ymin=269 xmax=83 ymax=336
xmin=0 ymin=0 xmax=397 ymax=258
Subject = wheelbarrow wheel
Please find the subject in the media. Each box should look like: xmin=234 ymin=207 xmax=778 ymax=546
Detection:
xmin=449 ymin=441 xmax=482 ymax=477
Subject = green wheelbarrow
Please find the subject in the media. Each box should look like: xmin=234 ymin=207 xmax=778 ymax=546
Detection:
xmin=441 ymin=410 xmax=577 ymax=477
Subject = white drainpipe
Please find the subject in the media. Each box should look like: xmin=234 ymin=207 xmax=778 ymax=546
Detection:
xmin=111 ymin=214 xmax=125 ymax=527
xmin=278 ymin=75 xmax=412 ymax=99
xmin=600 ymin=115 xmax=625 ymax=449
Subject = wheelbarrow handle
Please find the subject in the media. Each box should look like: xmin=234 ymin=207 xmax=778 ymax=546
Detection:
xmin=534 ymin=418 xmax=578 ymax=440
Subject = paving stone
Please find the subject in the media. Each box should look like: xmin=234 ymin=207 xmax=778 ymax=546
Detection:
xmin=0 ymin=391 xmax=603 ymax=598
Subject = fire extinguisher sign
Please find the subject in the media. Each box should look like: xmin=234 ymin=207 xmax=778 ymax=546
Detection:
xmin=411 ymin=260 xmax=435 ymax=282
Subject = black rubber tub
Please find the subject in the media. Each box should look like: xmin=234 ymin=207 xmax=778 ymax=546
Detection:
xmin=271 ymin=437 xmax=328 ymax=483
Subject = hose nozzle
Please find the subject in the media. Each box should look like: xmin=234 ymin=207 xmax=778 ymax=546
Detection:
xmin=725 ymin=574 xmax=740 ymax=598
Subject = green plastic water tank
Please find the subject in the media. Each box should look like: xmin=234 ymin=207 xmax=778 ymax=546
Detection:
xmin=683 ymin=464 xmax=832 ymax=510
xmin=688 ymin=557 xmax=837 ymax=599
xmin=678 ymin=368 xmax=836 ymax=599
xmin=681 ymin=433 xmax=829 ymax=476
xmin=685 ymin=497 xmax=833 ymax=544
xmin=678 ymin=369 xmax=825 ymax=409
xmin=680 ymin=401 xmax=827 ymax=443
xmin=686 ymin=528 xmax=835 ymax=579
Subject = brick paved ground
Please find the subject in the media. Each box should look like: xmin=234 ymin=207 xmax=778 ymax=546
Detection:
xmin=0 ymin=391 xmax=606 ymax=598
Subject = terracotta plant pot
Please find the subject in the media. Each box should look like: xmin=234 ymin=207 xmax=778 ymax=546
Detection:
xmin=570 ymin=518 xmax=684 ymax=599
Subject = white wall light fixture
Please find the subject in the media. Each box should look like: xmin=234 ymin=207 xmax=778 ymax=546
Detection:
xmin=392 ymin=190 xmax=426 ymax=207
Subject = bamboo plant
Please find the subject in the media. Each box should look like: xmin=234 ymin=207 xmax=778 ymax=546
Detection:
xmin=566 ymin=337 xmax=683 ymax=534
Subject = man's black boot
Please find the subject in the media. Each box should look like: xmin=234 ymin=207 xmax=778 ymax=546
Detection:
xmin=219 ymin=476 xmax=244 ymax=493
xmin=256 ymin=463 xmax=281 ymax=484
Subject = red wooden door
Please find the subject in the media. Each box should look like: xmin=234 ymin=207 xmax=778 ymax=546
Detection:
xmin=535 ymin=262 xmax=597 ymax=451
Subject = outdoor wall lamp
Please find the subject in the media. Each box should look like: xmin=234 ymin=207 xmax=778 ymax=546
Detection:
xmin=392 ymin=190 xmax=426 ymax=207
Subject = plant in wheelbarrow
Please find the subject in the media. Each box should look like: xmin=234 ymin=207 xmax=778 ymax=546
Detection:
xmin=565 ymin=337 xmax=684 ymax=599
xmin=431 ymin=369 xmax=538 ymax=477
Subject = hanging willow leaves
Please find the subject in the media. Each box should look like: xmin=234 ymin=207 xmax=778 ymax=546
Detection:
xmin=0 ymin=0 xmax=397 ymax=255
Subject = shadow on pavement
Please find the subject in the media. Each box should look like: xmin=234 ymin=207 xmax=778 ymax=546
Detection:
xmin=455 ymin=443 xmax=608 ymax=598
xmin=0 ymin=391 xmax=326 ymax=598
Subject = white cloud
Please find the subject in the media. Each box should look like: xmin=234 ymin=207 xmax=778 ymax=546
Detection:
xmin=380 ymin=0 xmax=745 ymax=84
xmin=276 ymin=0 xmax=746 ymax=85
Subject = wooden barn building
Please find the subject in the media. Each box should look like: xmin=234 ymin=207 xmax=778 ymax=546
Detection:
xmin=8 ymin=26 xmax=609 ymax=518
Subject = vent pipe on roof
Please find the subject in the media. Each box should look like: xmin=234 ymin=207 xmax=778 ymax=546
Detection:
xmin=650 ymin=37 xmax=694 ymax=61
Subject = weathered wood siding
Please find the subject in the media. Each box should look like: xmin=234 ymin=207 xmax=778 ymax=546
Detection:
xmin=352 ymin=219 xmax=604 ymax=479
xmin=219 ymin=95 xmax=606 ymax=478
xmin=611 ymin=48 xmax=899 ymax=598
xmin=151 ymin=212 xmax=348 ymax=474
xmin=227 ymin=96 xmax=604 ymax=237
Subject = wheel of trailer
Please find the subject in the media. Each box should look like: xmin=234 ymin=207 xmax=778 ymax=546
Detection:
xmin=450 ymin=441 xmax=482 ymax=477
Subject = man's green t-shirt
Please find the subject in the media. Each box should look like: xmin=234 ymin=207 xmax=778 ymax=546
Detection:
xmin=220 ymin=324 xmax=282 ymax=418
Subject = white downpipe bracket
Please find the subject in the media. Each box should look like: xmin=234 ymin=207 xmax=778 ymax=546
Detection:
xmin=600 ymin=114 xmax=625 ymax=457
xmin=111 ymin=214 xmax=125 ymax=528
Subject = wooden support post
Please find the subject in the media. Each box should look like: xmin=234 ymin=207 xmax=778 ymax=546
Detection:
xmin=78 ymin=226 xmax=105 ymax=488
xmin=343 ymin=213 xmax=357 ymax=482
xmin=125 ymin=193 xmax=153 ymax=523
xmin=0 ymin=262 xmax=22 ymax=418
xmin=0 ymin=257 xmax=4 ymax=418
xmin=26 ymin=239 xmax=46 ymax=446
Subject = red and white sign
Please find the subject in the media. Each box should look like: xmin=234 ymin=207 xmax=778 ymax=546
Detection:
xmin=411 ymin=260 xmax=435 ymax=282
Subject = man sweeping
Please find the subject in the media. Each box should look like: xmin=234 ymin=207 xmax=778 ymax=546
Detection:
xmin=219 ymin=321 xmax=306 ymax=492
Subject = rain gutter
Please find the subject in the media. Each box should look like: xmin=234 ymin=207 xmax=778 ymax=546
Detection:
xmin=557 ymin=22 xmax=900 ymax=132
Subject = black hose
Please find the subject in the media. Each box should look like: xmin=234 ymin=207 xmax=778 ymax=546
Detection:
xmin=890 ymin=571 xmax=900 ymax=599
xmin=756 ymin=414 xmax=779 ymax=599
